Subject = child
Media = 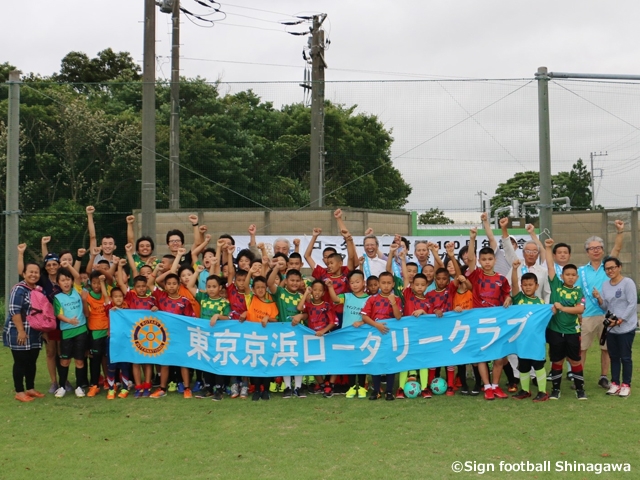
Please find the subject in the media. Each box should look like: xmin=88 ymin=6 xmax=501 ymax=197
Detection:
xmin=53 ymin=262 xmax=89 ymax=398
xmin=268 ymin=261 xmax=306 ymax=398
xmin=243 ymin=276 xmax=279 ymax=401
xmin=366 ymin=275 xmax=379 ymax=295
xmin=450 ymin=267 xmax=474 ymax=395
xmin=360 ymin=271 xmax=403 ymax=401
xmin=294 ymin=281 xmax=339 ymax=397
xmin=101 ymin=279 xmax=132 ymax=399
xmin=544 ymin=238 xmax=586 ymax=400
xmin=85 ymin=270 xmax=111 ymax=398
xmin=327 ymin=270 xmax=369 ymax=399
xmin=467 ymin=227 xmax=512 ymax=401
xmin=510 ymin=260 xmax=549 ymax=402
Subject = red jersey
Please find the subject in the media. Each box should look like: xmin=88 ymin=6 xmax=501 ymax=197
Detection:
xmin=226 ymin=283 xmax=248 ymax=319
xmin=403 ymin=287 xmax=432 ymax=316
xmin=466 ymin=268 xmax=511 ymax=308
xmin=312 ymin=265 xmax=351 ymax=314
xmin=303 ymin=300 xmax=338 ymax=332
xmin=152 ymin=290 xmax=195 ymax=317
xmin=361 ymin=293 xmax=402 ymax=321
xmin=425 ymin=283 xmax=457 ymax=313
xmin=124 ymin=290 xmax=157 ymax=310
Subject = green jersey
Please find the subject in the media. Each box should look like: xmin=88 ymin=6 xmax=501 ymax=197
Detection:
xmin=512 ymin=291 xmax=544 ymax=306
xmin=274 ymin=286 xmax=301 ymax=322
xmin=548 ymin=275 xmax=583 ymax=334
xmin=195 ymin=292 xmax=231 ymax=319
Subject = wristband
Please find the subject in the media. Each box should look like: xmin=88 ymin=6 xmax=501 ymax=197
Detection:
xmin=192 ymin=223 xmax=199 ymax=227
xmin=74 ymin=256 xmax=82 ymax=262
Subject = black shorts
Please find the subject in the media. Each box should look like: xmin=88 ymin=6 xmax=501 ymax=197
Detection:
xmin=546 ymin=329 xmax=581 ymax=363
xmin=517 ymin=357 xmax=546 ymax=372
xmin=60 ymin=331 xmax=88 ymax=361
xmin=89 ymin=335 xmax=108 ymax=357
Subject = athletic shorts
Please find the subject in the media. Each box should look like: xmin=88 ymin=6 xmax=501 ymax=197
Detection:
xmin=580 ymin=315 xmax=606 ymax=351
xmin=60 ymin=331 xmax=88 ymax=361
xmin=546 ymin=329 xmax=581 ymax=363
xmin=45 ymin=329 xmax=62 ymax=342
xmin=517 ymin=357 xmax=546 ymax=372
xmin=89 ymin=335 xmax=108 ymax=357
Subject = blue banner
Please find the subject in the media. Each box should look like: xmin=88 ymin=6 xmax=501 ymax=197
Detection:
xmin=110 ymin=305 xmax=552 ymax=376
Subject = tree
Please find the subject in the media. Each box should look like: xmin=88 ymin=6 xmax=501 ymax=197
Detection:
xmin=552 ymin=158 xmax=593 ymax=209
xmin=418 ymin=208 xmax=455 ymax=225
xmin=53 ymin=49 xmax=141 ymax=90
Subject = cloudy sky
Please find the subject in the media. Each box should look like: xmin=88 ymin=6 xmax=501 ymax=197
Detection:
xmin=4 ymin=0 xmax=640 ymax=213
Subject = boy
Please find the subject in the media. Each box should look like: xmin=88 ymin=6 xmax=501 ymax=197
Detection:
xmin=510 ymin=260 xmax=549 ymax=402
xmin=366 ymin=275 xmax=379 ymax=295
xmin=361 ymin=271 xmax=403 ymax=401
xmin=544 ymin=238 xmax=586 ymax=400
xmin=467 ymin=227 xmax=512 ymax=401
xmin=53 ymin=262 xmax=89 ymax=398
xmin=85 ymin=270 xmax=111 ymax=398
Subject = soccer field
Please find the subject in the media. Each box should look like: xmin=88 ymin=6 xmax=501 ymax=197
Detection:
xmin=1 ymin=341 xmax=638 ymax=480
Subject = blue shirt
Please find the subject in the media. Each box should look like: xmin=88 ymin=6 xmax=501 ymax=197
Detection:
xmin=578 ymin=262 xmax=607 ymax=317
xmin=339 ymin=293 xmax=369 ymax=328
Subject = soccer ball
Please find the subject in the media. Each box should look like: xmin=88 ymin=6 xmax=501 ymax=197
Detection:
xmin=403 ymin=381 xmax=421 ymax=398
xmin=430 ymin=377 xmax=447 ymax=395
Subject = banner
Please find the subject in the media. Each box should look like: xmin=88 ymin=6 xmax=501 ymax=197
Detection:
xmin=110 ymin=305 xmax=552 ymax=376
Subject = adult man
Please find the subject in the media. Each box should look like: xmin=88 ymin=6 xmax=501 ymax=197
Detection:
xmin=507 ymin=239 xmax=550 ymax=303
xmin=362 ymin=234 xmax=388 ymax=278
xmin=482 ymin=214 xmax=519 ymax=277
xmin=577 ymin=220 xmax=625 ymax=389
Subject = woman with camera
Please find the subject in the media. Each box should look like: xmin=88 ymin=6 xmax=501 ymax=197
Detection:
xmin=592 ymin=257 xmax=638 ymax=397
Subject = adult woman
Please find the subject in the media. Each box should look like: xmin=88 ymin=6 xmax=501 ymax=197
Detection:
xmin=3 ymin=261 xmax=45 ymax=402
xmin=593 ymin=257 xmax=638 ymax=397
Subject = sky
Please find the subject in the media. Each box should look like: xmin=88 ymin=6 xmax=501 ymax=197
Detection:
xmin=4 ymin=0 xmax=640 ymax=214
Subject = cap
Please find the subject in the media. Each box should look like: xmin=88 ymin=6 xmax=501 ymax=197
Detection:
xmin=43 ymin=253 xmax=60 ymax=264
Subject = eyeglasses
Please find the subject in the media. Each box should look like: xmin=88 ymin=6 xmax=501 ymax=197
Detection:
xmin=523 ymin=250 xmax=538 ymax=255
xmin=586 ymin=246 xmax=603 ymax=252
xmin=604 ymin=265 xmax=619 ymax=272
xmin=168 ymin=239 xmax=182 ymax=244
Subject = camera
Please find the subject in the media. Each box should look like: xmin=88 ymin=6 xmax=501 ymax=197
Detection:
xmin=599 ymin=311 xmax=618 ymax=346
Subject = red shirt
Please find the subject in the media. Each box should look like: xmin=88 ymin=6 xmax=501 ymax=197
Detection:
xmin=226 ymin=283 xmax=247 ymax=319
xmin=124 ymin=290 xmax=157 ymax=310
xmin=303 ymin=300 xmax=338 ymax=332
xmin=361 ymin=293 xmax=402 ymax=321
xmin=403 ymin=287 xmax=432 ymax=316
xmin=425 ymin=283 xmax=458 ymax=313
xmin=466 ymin=269 xmax=511 ymax=308
xmin=152 ymin=290 xmax=195 ymax=317
xmin=311 ymin=265 xmax=351 ymax=314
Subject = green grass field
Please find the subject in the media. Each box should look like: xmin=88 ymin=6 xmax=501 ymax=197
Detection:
xmin=1 ymin=342 xmax=639 ymax=480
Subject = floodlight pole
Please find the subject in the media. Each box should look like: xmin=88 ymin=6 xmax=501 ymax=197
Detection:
xmin=169 ymin=0 xmax=180 ymax=209
xmin=536 ymin=66 xmax=552 ymax=239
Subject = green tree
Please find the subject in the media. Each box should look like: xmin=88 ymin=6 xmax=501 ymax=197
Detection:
xmin=418 ymin=208 xmax=455 ymax=225
xmin=53 ymin=49 xmax=141 ymax=90
xmin=552 ymin=158 xmax=593 ymax=209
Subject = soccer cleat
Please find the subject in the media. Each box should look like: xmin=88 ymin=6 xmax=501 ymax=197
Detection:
xmin=212 ymin=390 xmax=223 ymax=402
xmin=507 ymin=383 xmax=518 ymax=393
xmin=142 ymin=382 xmax=152 ymax=398
xmin=532 ymin=392 xmax=549 ymax=402
xmin=385 ymin=392 xmax=395 ymax=401
xmin=512 ymin=389 xmax=532 ymax=400
xmin=606 ymin=383 xmax=620 ymax=396
xmin=118 ymin=388 xmax=129 ymax=399
xmin=492 ymin=386 xmax=508 ymax=399
xmin=282 ymin=387 xmax=292 ymax=399
xmin=470 ymin=386 xmax=481 ymax=396
xmin=251 ymin=391 xmax=261 ymax=401
xmin=619 ymin=384 xmax=631 ymax=397
xmin=369 ymin=391 xmax=381 ymax=401
xmin=183 ymin=388 xmax=193 ymax=399
xmin=294 ymin=387 xmax=306 ymax=398
xmin=134 ymin=388 xmax=143 ymax=399
xmin=195 ymin=390 xmax=213 ymax=399
xmin=323 ymin=385 xmax=334 ymax=398
xmin=48 ymin=382 xmax=59 ymax=394
xmin=192 ymin=381 xmax=203 ymax=393
xmin=168 ymin=381 xmax=178 ymax=392
xmin=107 ymin=389 xmax=116 ymax=400
xmin=75 ymin=386 xmax=86 ymax=398
xmin=15 ymin=392 xmax=35 ymax=403
xmin=598 ymin=377 xmax=610 ymax=389
xmin=576 ymin=389 xmax=588 ymax=400
xmin=311 ymin=383 xmax=322 ymax=395
xmin=269 ymin=382 xmax=278 ymax=393
xmin=261 ymin=389 xmax=270 ymax=401
xmin=345 ymin=385 xmax=357 ymax=399
xmin=549 ymin=389 xmax=561 ymax=400
xmin=357 ymin=386 xmax=368 ymax=399
xmin=396 ymin=388 xmax=405 ymax=399
xmin=445 ymin=387 xmax=455 ymax=397
xmin=87 ymin=385 xmax=100 ymax=397
xmin=421 ymin=388 xmax=432 ymax=399
xmin=230 ymin=383 xmax=239 ymax=399
xmin=484 ymin=388 xmax=494 ymax=401
xmin=150 ymin=388 xmax=167 ymax=398
xmin=177 ymin=382 xmax=185 ymax=394
xmin=240 ymin=385 xmax=249 ymax=399
xmin=54 ymin=387 xmax=66 ymax=398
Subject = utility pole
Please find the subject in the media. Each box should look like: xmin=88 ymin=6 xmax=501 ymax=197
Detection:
xmin=4 ymin=70 xmax=21 ymax=313
xmin=141 ymin=0 xmax=157 ymax=237
xmin=169 ymin=0 xmax=180 ymax=209
xmin=536 ymin=66 xmax=553 ymax=238
xmin=590 ymin=151 xmax=607 ymax=209
xmin=309 ymin=14 xmax=327 ymax=208
xmin=476 ymin=190 xmax=486 ymax=212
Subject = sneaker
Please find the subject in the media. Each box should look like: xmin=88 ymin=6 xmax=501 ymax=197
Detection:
xmin=54 ymin=386 xmax=66 ymax=398
xmin=230 ymin=383 xmax=239 ymax=399
xmin=240 ymin=385 xmax=249 ymax=399
xmin=269 ymin=382 xmax=278 ymax=393
xmin=507 ymin=383 xmax=518 ymax=393
xmin=177 ymin=382 xmax=185 ymax=393
xmin=65 ymin=381 xmax=73 ymax=392
xmin=75 ymin=386 xmax=86 ymax=398
xmin=346 ymin=385 xmax=357 ymax=399
xmin=492 ymin=386 xmax=508 ymax=399
xmin=459 ymin=383 xmax=469 ymax=395
xmin=484 ymin=388 xmax=494 ymax=401
xmin=150 ymin=388 xmax=167 ymax=398
xmin=619 ymin=384 xmax=631 ymax=397
xmin=470 ymin=386 xmax=481 ymax=396
xmin=369 ymin=391 xmax=381 ymax=400
xmin=142 ymin=383 xmax=151 ymax=397
xmin=195 ymin=390 xmax=213 ymax=399
xmin=261 ymin=390 xmax=270 ymax=401
xmin=192 ymin=381 xmax=203 ymax=393
xmin=294 ymin=387 xmax=306 ymax=398
xmin=445 ymin=387 xmax=455 ymax=397
xmin=103 ymin=380 xmax=109 ymax=390
xmin=385 ymin=392 xmax=395 ymax=401
xmin=87 ymin=385 xmax=100 ymax=397
xmin=311 ymin=383 xmax=322 ymax=395
xmin=168 ymin=381 xmax=178 ymax=392
xmin=532 ymin=392 xmax=549 ymax=402
xmin=107 ymin=389 xmax=116 ymax=400
xmin=421 ymin=388 xmax=432 ymax=399
xmin=118 ymin=388 xmax=129 ymax=399
xmin=134 ymin=388 xmax=143 ymax=399
xmin=282 ymin=387 xmax=292 ymax=399
xmin=576 ymin=389 xmax=588 ymax=400
xmin=48 ymin=382 xmax=59 ymax=394
xmin=212 ymin=390 xmax=223 ymax=401
xmin=252 ymin=391 xmax=261 ymax=401
xmin=323 ymin=388 xmax=334 ymax=398
xmin=357 ymin=386 xmax=368 ymax=399
xmin=183 ymin=388 xmax=192 ymax=399
xmin=606 ymin=382 xmax=621 ymax=395
xmin=598 ymin=376 xmax=610 ymax=389
xmin=512 ymin=389 xmax=532 ymax=400
xmin=396 ymin=388 xmax=405 ymax=399
xmin=549 ymin=389 xmax=561 ymax=400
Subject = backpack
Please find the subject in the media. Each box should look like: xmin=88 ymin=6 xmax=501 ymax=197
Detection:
xmin=26 ymin=285 xmax=57 ymax=332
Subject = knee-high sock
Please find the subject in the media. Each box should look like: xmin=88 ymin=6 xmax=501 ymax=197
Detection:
xmin=419 ymin=369 xmax=429 ymax=389
xmin=428 ymin=368 xmax=436 ymax=386
xmin=571 ymin=365 xmax=584 ymax=390
xmin=535 ymin=368 xmax=547 ymax=394
xmin=520 ymin=373 xmax=530 ymax=392
xmin=398 ymin=371 xmax=408 ymax=389
xmin=550 ymin=364 xmax=563 ymax=390
xmin=58 ymin=365 xmax=70 ymax=388
xmin=446 ymin=366 xmax=455 ymax=388
xmin=75 ymin=364 xmax=89 ymax=388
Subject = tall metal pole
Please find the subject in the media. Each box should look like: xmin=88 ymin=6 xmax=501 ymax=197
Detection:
xmin=309 ymin=14 xmax=327 ymax=208
xmin=536 ymin=66 xmax=552 ymax=238
xmin=141 ymin=0 xmax=157 ymax=237
xmin=5 ymin=70 xmax=21 ymax=312
xmin=169 ymin=0 xmax=180 ymax=209
xmin=590 ymin=152 xmax=595 ymax=209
